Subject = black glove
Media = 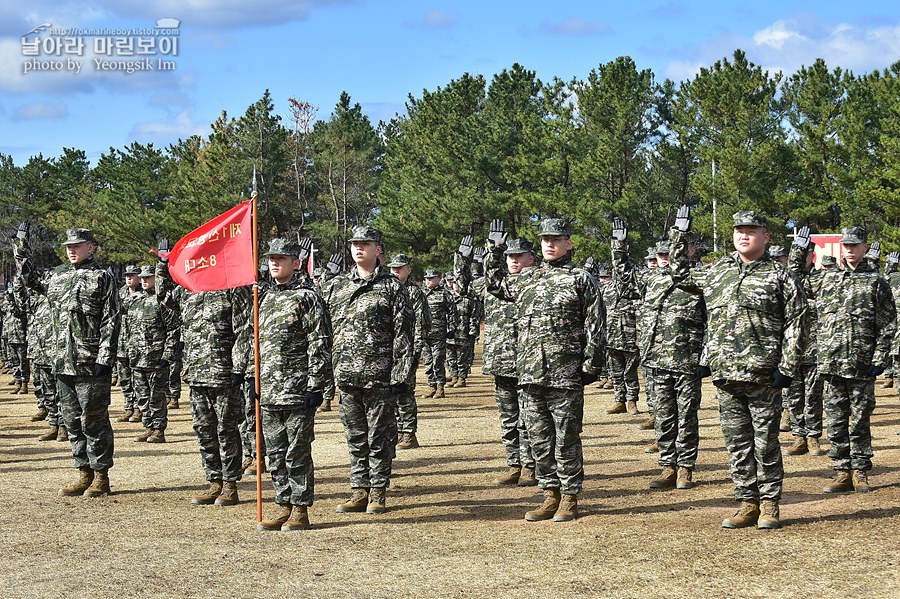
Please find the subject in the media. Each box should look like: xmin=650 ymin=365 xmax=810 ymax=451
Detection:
xmin=446 ymin=330 xmax=455 ymax=340
xmin=673 ymin=205 xmax=692 ymax=233
xmin=488 ymin=219 xmax=507 ymax=248
xmin=16 ymin=220 xmax=31 ymax=240
xmin=696 ymin=365 xmax=711 ymax=379
xmin=230 ymin=372 xmax=245 ymax=387
xmin=298 ymin=237 xmax=313 ymax=263
xmin=158 ymin=238 xmax=171 ymax=263
xmin=326 ymin=253 xmax=343 ymax=275
xmin=458 ymin=235 xmax=474 ymax=259
xmin=770 ymin=369 xmax=793 ymax=388
xmin=158 ymin=359 xmax=170 ymax=370
xmin=869 ymin=365 xmax=885 ymax=377
xmin=580 ymin=372 xmax=598 ymax=386
xmin=94 ymin=363 xmax=112 ymax=377
xmin=865 ymin=241 xmax=881 ymax=261
xmin=304 ymin=390 xmax=324 ymax=409
xmin=611 ymin=217 xmax=627 ymax=242
xmin=793 ymin=225 xmax=811 ymax=249
xmin=390 ymin=382 xmax=409 ymax=395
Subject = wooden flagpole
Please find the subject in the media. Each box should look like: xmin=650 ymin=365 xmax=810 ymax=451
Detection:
xmin=251 ymin=167 xmax=263 ymax=523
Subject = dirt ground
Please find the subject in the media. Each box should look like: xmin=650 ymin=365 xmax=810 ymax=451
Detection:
xmin=2 ymin=359 xmax=900 ymax=599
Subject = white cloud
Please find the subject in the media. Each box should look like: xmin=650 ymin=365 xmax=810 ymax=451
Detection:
xmin=129 ymin=109 xmax=207 ymax=146
xmin=13 ymin=100 xmax=68 ymax=120
xmin=541 ymin=17 xmax=610 ymax=37
xmin=753 ymin=20 xmax=807 ymax=50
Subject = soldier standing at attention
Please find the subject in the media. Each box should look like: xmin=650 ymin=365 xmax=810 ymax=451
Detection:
xmin=15 ymin=223 xmax=120 ymax=498
xmin=5 ymin=278 xmax=28 ymax=395
xmin=254 ymin=239 xmax=332 ymax=532
xmin=115 ymin=266 xmax=142 ymax=422
xmin=319 ymin=225 xmax=414 ymax=515
xmin=20 ymin=278 xmax=65 ymax=441
xmin=421 ymin=268 xmax=457 ymax=399
xmin=669 ymin=206 xmax=806 ymax=529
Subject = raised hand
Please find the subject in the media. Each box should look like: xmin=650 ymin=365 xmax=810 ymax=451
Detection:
xmin=326 ymin=252 xmax=343 ymax=275
xmin=793 ymin=225 xmax=811 ymax=249
xmin=865 ymin=241 xmax=881 ymax=260
xmin=16 ymin=220 xmax=31 ymax=240
xmin=473 ymin=247 xmax=487 ymax=263
xmin=157 ymin=238 xmax=170 ymax=263
xmin=458 ymin=235 xmax=474 ymax=259
xmin=673 ymin=205 xmax=692 ymax=233
xmin=584 ymin=256 xmax=595 ymax=271
xmin=487 ymin=219 xmax=507 ymax=247
xmin=611 ymin=217 xmax=627 ymax=242
xmin=297 ymin=237 xmax=312 ymax=263
xmin=887 ymin=251 xmax=900 ymax=265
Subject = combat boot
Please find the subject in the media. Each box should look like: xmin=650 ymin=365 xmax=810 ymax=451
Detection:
xmin=215 ymin=481 xmax=239 ymax=506
xmin=757 ymin=499 xmax=781 ymax=529
xmin=335 ymin=488 xmax=369 ymax=513
xmin=422 ymin=386 xmax=437 ymax=399
xmin=319 ymin=399 xmax=332 ymax=412
xmin=606 ymin=401 xmax=627 ymax=415
xmin=517 ymin=467 xmax=537 ymax=487
xmin=881 ymin=377 xmax=894 ymax=389
xmin=553 ymin=494 xmax=578 ymax=522
xmin=128 ymin=411 xmax=142 ymax=423
xmin=146 ymin=429 xmax=166 ymax=443
xmin=649 ymin=466 xmax=677 ymax=489
xmin=823 ymin=470 xmax=853 ymax=493
xmin=166 ymin=397 xmax=179 ymax=409
xmin=30 ymin=407 xmax=48 ymax=422
xmin=257 ymin=504 xmax=293 ymax=531
xmin=596 ymin=377 xmax=609 ymax=389
xmin=644 ymin=442 xmax=659 ymax=454
xmin=604 ymin=379 xmax=614 ymax=389
xmin=448 ymin=376 xmax=459 ymax=387
xmin=853 ymin=470 xmax=871 ymax=493
xmin=435 ymin=384 xmax=445 ymax=399
xmin=397 ymin=432 xmax=419 ymax=450
xmin=56 ymin=425 xmax=68 ymax=442
xmin=241 ymin=456 xmax=254 ymax=472
xmin=59 ymin=467 xmax=94 ymax=497
xmin=38 ymin=425 xmax=59 ymax=442
xmin=367 ymin=487 xmax=387 ymax=514
xmin=134 ymin=428 xmax=153 ymax=442
xmin=721 ymin=500 xmax=760 ymax=529
xmin=83 ymin=469 xmax=110 ymax=498
xmin=807 ymin=437 xmax=827 ymax=456
xmin=456 ymin=378 xmax=467 ymax=388
xmin=639 ymin=415 xmax=656 ymax=430
xmin=676 ymin=467 xmax=694 ymax=490
xmin=494 ymin=466 xmax=521 ymax=485
xmin=626 ymin=400 xmax=639 ymax=415
xmin=111 ymin=375 xmax=119 ymax=387
xmin=282 ymin=506 xmax=311 ymax=531
xmin=525 ymin=489 xmax=561 ymax=522
xmin=191 ymin=480 xmax=223 ymax=505
xmin=246 ymin=457 xmax=265 ymax=476
xmin=779 ymin=410 xmax=791 ymax=432
xmin=116 ymin=409 xmax=134 ymax=423
xmin=785 ymin=436 xmax=808 ymax=456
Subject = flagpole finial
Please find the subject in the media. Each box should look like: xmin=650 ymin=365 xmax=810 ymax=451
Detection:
xmin=251 ymin=164 xmax=258 ymax=200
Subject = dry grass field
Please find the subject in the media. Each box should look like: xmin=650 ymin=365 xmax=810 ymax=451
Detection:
xmin=2 ymin=358 xmax=900 ymax=598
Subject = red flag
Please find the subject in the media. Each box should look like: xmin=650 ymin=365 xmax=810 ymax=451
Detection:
xmin=168 ymin=200 xmax=256 ymax=292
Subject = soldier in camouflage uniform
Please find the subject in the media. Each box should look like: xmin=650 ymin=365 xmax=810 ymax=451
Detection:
xmin=387 ymin=253 xmax=430 ymax=450
xmin=421 ymin=268 xmax=457 ymax=398
xmin=124 ymin=266 xmax=180 ymax=443
xmin=165 ymin=330 xmax=184 ymax=409
xmin=15 ymin=224 xmax=120 ymax=498
xmin=486 ymin=218 xmax=605 ymax=522
xmin=319 ymin=225 xmax=414 ymax=515
xmin=446 ymin=277 xmax=483 ymax=388
xmin=670 ymin=207 xmax=805 ymax=529
xmin=156 ymin=239 xmax=251 ymax=507
xmin=253 ymin=239 xmax=333 ymax=532
xmin=811 ymin=227 xmax=896 ymax=493
xmin=605 ymin=224 xmax=642 ymax=416
xmin=4 ymin=282 xmax=28 ymax=394
xmin=821 ymin=255 xmax=837 ymax=270
xmin=595 ymin=264 xmax=614 ymax=390
xmin=115 ymin=265 xmax=142 ymax=422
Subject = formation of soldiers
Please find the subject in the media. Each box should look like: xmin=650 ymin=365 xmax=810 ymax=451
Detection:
xmin=4 ymin=203 xmax=897 ymax=531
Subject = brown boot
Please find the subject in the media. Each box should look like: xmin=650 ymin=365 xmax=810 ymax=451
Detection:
xmin=603 ymin=380 xmax=614 ymax=389
xmin=448 ymin=376 xmax=459 ymax=387
xmin=785 ymin=436 xmax=808 ymax=456
xmin=553 ymin=494 xmax=578 ymax=522
xmin=457 ymin=378 xmax=467 ymax=388
xmin=596 ymin=377 xmax=609 ymax=389
xmin=336 ymin=488 xmax=369 ymax=513
xmin=853 ymin=470 xmax=871 ymax=493
xmin=146 ymin=429 xmax=166 ymax=443
xmin=111 ymin=375 xmax=119 ymax=387
xmin=134 ymin=428 xmax=153 ymax=442
xmin=423 ymin=386 xmax=437 ymax=399
xmin=241 ymin=456 xmax=254 ymax=472
xmin=116 ymin=409 xmax=134 ymax=423
xmin=167 ymin=397 xmax=180 ymax=409
xmin=56 ymin=425 xmax=68 ymax=442
xmin=21 ymin=382 xmax=29 ymax=394
xmin=644 ymin=442 xmax=659 ymax=454
xmin=245 ymin=457 xmax=265 ymax=476
xmin=30 ymin=407 xmax=49 ymax=422
xmin=721 ymin=500 xmax=760 ymax=528
xmin=59 ymin=467 xmax=94 ymax=496
xmin=606 ymin=402 xmax=627 ymax=415
xmin=435 ymin=384 xmax=445 ymax=399
xmin=191 ymin=480 xmax=223 ymax=505
xmin=367 ymin=487 xmax=387 ymax=514
xmin=83 ymin=469 xmax=110 ymax=498
xmin=494 ymin=466 xmax=521 ymax=485
xmin=397 ymin=432 xmax=419 ymax=450
xmin=525 ymin=489 xmax=561 ymax=522
xmin=282 ymin=505 xmax=311 ymax=531
xmin=257 ymin=504 xmax=293 ymax=531
xmin=881 ymin=377 xmax=894 ymax=389
xmin=757 ymin=499 xmax=781 ymax=529
xmin=626 ymin=400 xmax=639 ymax=415
xmin=676 ymin=467 xmax=694 ymax=490
xmin=779 ymin=410 xmax=791 ymax=432
xmin=128 ymin=411 xmax=142 ymax=423
xmin=215 ymin=481 xmax=239 ymax=506
xmin=517 ymin=467 xmax=537 ymax=487
xmin=823 ymin=470 xmax=853 ymax=493
xmin=649 ymin=466 xmax=677 ymax=489
xmin=639 ymin=415 xmax=656 ymax=430
xmin=38 ymin=425 xmax=59 ymax=442
xmin=319 ymin=399 xmax=332 ymax=412
xmin=807 ymin=437 xmax=827 ymax=456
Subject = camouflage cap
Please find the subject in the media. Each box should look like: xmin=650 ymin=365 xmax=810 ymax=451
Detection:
xmin=504 ymin=238 xmax=534 ymax=255
xmin=732 ymin=210 xmax=768 ymax=229
xmin=821 ymin=255 xmax=837 ymax=266
xmin=424 ymin=267 xmax=441 ymax=278
xmin=444 ymin=271 xmax=456 ymax=281
xmin=124 ymin=264 xmax=141 ymax=275
xmin=262 ymin=237 xmax=300 ymax=257
xmin=655 ymin=241 xmax=671 ymax=255
xmin=537 ymin=217 xmax=570 ymax=237
xmin=387 ymin=253 xmax=412 ymax=267
xmin=840 ymin=226 xmax=867 ymax=244
xmin=61 ymin=227 xmax=96 ymax=246
xmin=644 ymin=249 xmax=658 ymax=261
xmin=138 ymin=265 xmax=155 ymax=278
xmin=596 ymin=264 xmax=611 ymax=278
xmin=768 ymin=245 xmax=787 ymax=258
xmin=348 ymin=225 xmax=382 ymax=243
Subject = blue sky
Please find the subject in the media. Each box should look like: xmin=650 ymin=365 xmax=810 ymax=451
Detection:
xmin=1 ymin=1 xmax=898 ymax=166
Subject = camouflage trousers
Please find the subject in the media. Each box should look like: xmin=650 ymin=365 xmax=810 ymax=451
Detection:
xmin=396 ymin=359 xmax=418 ymax=434
xmin=607 ymin=348 xmax=640 ymax=404
xmin=714 ymin=380 xmax=783 ymax=501
xmin=57 ymin=373 xmax=115 ymax=471
xmin=642 ymin=365 xmax=657 ymax=414
xmin=494 ymin=375 xmax=534 ymax=469
xmin=166 ymin=358 xmax=183 ymax=401
xmin=262 ymin=405 xmax=316 ymax=506
xmin=116 ymin=357 xmax=136 ymax=411
xmin=189 ymin=385 xmax=243 ymax=483
xmin=9 ymin=343 xmax=28 ymax=383
xmin=652 ymin=368 xmax=701 ymax=468
xmin=521 ymin=384 xmax=584 ymax=495
xmin=339 ymin=386 xmax=397 ymax=489
xmin=785 ymin=362 xmax=824 ymax=438
xmin=239 ymin=378 xmax=265 ymax=459
xmin=132 ymin=366 xmax=168 ymax=431
xmin=446 ymin=340 xmax=475 ymax=379
xmin=823 ymin=375 xmax=875 ymax=472
xmin=422 ymin=337 xmax=447 ymax=386
xmin=33 ymin=364 xmax=59 ymax=425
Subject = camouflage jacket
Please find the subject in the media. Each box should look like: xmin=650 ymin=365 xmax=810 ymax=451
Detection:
xmin=606 ymin=240 xmax=642 ymax=352
xmin=256 ymin=273 xmax=333 ymax=407
xmin=670 ymin=229 xmax=806 ymax=385
xmin=476 ymin=262 xmax=533 ymax=379
xmin=156 ymin=261 xmax=251 ymax=387
xmin=405 ymin=280 xmax=431 ymax=359
xmin=813 ymin=257 xmax=896 ymax=378
xmin=116 ymin=285 xmax=142 ymax=359
xmin=449 ymin=293 xmax=483 ymax=345
xmin=788 ymin=244 xmax=819 ymax=365
xmin=487 ymin=253 xmax=605 ymax=389
xmin=423 ymin=284 xmax=458 ymax=340
xmin=15 ymin=279 xmax=52 ymax=365
xmin=123 ymin=288 xmax=181 ymax=369
xmin=319 ymin=265 xmax=415 ymax=389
